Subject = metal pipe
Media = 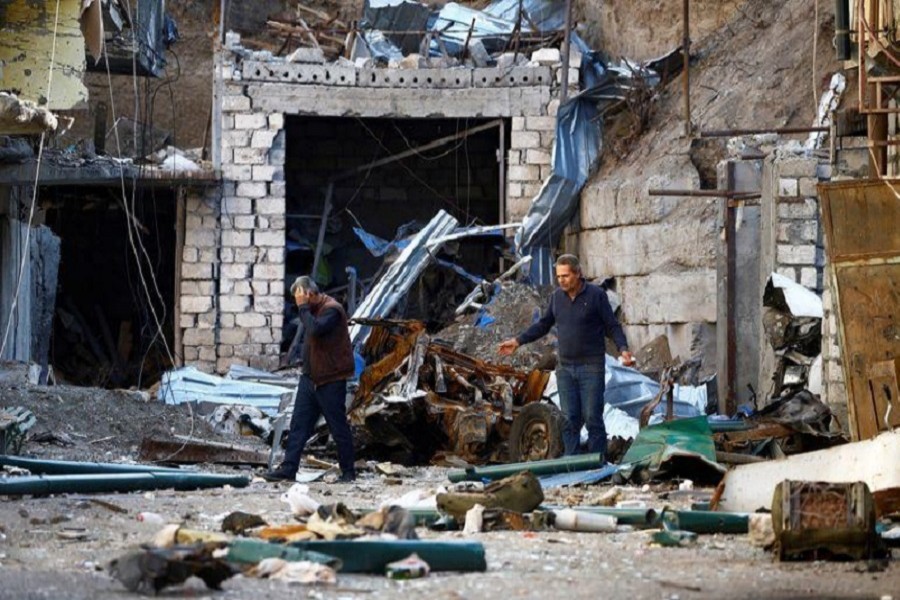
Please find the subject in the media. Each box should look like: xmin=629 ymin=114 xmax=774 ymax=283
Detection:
xmin=661 ymin=508 xmax=749 ymax=534
xmin=544 ymin=506 xmax=660 ymax=527
xmin=683 ymin=0 xmax=691 ymax=136
xmin=725 ymin=163 xmax=738 ymax=415
xmin=448 ymin=453 xmax=604 ymax=482
xmin=699 ymin=126 xmax=829 ymax=137
xmin=0 ymin=472 xmax=250 ymax=495
xmin=647 ymin=189 xmax=761 ymax=198
xmin=559 ymin=0 xmax=574 ymax=104
xmin=227 ymin=539 xmax=488 ymax=573
xmin=834 ymin=0 xmax=851 ymax=60
xmin=0 ymin=455 xmax=187 ymax=474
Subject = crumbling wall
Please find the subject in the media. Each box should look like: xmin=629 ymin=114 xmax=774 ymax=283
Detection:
xmin=183 ymin=35 xmax=562 ymax=373
xmin=759 ymin=151 xmax=847 ymax=416
xmin=0 ymin=0 xmax=89 ymax=110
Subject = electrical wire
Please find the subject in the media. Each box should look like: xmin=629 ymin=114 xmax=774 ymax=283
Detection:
xmin=103 ymin=0 xmax=176 ymax=372
xmin=0 ymin=0 xmax=62 ymax=361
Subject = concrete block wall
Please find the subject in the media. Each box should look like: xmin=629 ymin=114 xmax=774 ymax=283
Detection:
xmin=761 ymin=151 xmax=846 ymax=413
xmin=507 ymin=109 xmax=558 ymax=221
xmin=769 ymin=156 xmax=824 ymax=291
xmin=182 ymin=41 xmax=562 ymax=373
xmin=215 ymin=79 xmax=286 ymax=372
xmin=180 ymin=189 xmax=220 ymax=372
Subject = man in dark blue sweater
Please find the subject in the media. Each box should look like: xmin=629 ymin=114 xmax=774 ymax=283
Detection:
xmin=499 ymin=254 xmax=632 ymax=457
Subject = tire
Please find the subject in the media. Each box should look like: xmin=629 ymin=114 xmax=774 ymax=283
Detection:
xmin=508 ymin=402 xmax=565 ymax=462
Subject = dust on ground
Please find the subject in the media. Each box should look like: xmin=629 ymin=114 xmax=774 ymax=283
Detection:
xmin=0 ymin=363 xmax=235 ymax=463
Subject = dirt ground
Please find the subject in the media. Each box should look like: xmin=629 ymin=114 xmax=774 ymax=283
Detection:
xmin=2 ymin=376 xmax=899 ymax=600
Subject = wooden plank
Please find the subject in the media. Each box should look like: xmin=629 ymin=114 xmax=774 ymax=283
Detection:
xmin=820 ymin=181 xmax=900 ymax=441
xmin=820 ymin=180 xmax=900 ymax=261
xmin=833 ymin=264 xmax=900 ymax=440
xmin=715 ymin=423 xmax=793 ymax=444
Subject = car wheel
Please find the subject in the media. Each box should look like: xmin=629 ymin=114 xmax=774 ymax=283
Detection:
xmin=508 ymin=402 xmax=565 ymax=462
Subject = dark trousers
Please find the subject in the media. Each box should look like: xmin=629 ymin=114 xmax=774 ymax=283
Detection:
xmin=555 ymin=362 xmax=607 ymax=456
xmin=282 ymin=376 xmax=355 ymax=474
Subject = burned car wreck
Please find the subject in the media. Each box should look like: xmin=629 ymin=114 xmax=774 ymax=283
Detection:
xmin=349 ymin=318 xmax=560 ymax=465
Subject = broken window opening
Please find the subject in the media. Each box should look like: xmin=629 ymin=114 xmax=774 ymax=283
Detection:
xmin=43 ymin=184 xmax=177 ymax=389
xmin=282 ymin=115 xmax=512 ymax=358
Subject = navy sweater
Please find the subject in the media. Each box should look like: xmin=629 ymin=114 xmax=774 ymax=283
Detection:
xmin=516 ymin=280 xmax=628 ymax=365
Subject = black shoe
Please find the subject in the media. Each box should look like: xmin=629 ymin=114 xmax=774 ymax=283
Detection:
xmin=336 ymin=470 xmax=356 ymax=483
xmin=262 ymin=465 xmax=296 ymax=482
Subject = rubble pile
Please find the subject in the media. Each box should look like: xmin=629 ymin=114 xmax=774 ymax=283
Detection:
xmin=436 ymin=281 xmax=557 ymax=370
xmin=762 ymin=273 xmax=824 ymax=398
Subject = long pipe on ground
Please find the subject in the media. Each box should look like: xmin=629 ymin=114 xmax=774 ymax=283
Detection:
xmin=0 ymin=455 xmax=187 ymax=475
xmin=448 ymin=452 xmax=605 ymax=482
xmin=0 ymin=472 xmax=250 ymax=495
xmin=227 ymin=538 xmax=487 ymax=573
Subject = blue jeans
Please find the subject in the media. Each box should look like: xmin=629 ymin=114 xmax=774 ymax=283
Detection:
xmin=282 ymin=376 xmax=356 ymax=475
xmin=555 ymin=362 xmax=607 ymax=456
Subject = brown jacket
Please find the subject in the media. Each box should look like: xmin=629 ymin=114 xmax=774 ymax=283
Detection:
xmin=299 ymin=294 xmax=355 ymax=386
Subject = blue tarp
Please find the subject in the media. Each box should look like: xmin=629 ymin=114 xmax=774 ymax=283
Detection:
xmin=517 ymin=33 xmax=666 ymax=285
xmin=352 ymin=225 xmax=415 ymax=257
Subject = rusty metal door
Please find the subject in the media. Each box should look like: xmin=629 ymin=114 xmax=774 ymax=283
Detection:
xmin=819 ymin=180 xmax=900 ymax=440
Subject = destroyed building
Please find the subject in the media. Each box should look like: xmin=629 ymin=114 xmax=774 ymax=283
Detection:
xmin=1 ymin=0 xmax=899 ymax=450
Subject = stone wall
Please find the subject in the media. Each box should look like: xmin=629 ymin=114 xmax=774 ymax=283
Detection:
xmin=571 ymin=156 xmax=718 ymax=361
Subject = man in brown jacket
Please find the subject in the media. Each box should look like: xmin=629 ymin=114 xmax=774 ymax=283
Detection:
xmin=264 ymin=276 xmax=357 ymax=482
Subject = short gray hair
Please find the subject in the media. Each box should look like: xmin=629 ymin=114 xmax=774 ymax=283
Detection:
xmin=555 ymin=254 xmax=581 ymax=272
xmin=290 ymin=276 xmax=319 ymax=295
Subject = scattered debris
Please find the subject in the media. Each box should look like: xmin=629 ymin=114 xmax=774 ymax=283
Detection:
xmin=249 ymin=557 xmax=338 ymax=585
xmin=0 ymin=406 xmax=36 ymax=454
xmin=763 ymin=273 xmax=823 ymax=397
xmin=350 ymin=319 xmax=552 ymax=464
xmin=718 ymin=430 xmax=900 ymax=516
xmin=108 ymin=545 xmax=237 ymax=594
xmin=385 ymin=553 xmax=430 ymax=579
xmin=437 ymin=471 xmax=544 ymax=521
xmin=221 ymin=511 xmax=268 ymax=535
xmin=772 ymin=480 xmax=886 ymax=561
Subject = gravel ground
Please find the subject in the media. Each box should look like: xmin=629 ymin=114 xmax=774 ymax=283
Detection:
xmin=0 ymin=468 xmax=897 ymax=600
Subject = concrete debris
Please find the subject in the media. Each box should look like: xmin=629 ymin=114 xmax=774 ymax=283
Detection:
xmin=719 ymin=430 xmax=900 ymax=516
xmin=0 ymin=92 xmax=61 ymax=135
xmin=250 ymin=557 xmax=338 ymax=584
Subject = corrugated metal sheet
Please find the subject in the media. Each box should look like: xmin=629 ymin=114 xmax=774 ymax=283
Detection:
xmin=158 ymin=366 xmax=294 ymax=414
xmin=349 ymin=209 xmax=459 ymax=346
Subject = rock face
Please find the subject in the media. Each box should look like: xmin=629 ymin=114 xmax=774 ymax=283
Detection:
xmin=567 ymin=0 xmax=840 ymax=370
